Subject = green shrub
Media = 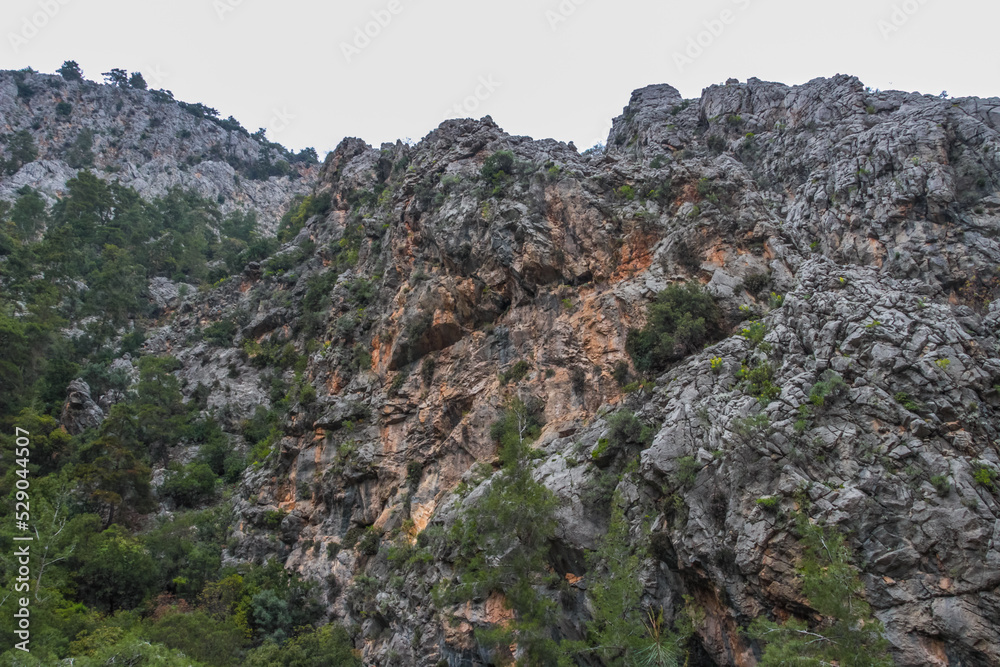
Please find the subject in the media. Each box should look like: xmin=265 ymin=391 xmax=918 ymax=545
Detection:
xmin=741 ymin=271 xmax=772 ymax=295
xmin=489 ymin=397 xmax=543 ymax=446
xmin=421 ymin=357 xmax=436 ymax=385
xmin=581 ymin=493 xmax=695 ymax=664
xmin=738 ymin=361 xmax=781 ymax=404
xmin=66 ymin=128 xmax=95 ymax=168
xmin=591 ymin=437 xmax=611 ymax=461
xmin=481 ymin=150 xmax=515 ymax=182
xmin=894 ymin=392 xmax=922 ymax=412
xmin=444 ymin=396 xmax=561 ymax=663
xmin=2 ymin=130 xmax=38 ymax=175
xmin=203 ymin=318 xmax=238 ymax=346
xmin=499 ymin=360 xmax=531 ymax=385
xmin=56 ymin=101 xmax=73 ymax=117
xmin=808 ymin=370 xmax=846 ymax=407
xmin=262 ymin=509 xmax=287 ymax=529
xmin=195 ymin=421 xmax=244 ymax=483
xmin=605 ymin=410 xmax=655 ymax=450
xmin=245 ymin=624 xmax=359 ymax=667
xmin=144 ymin=609 xmax=247 ymax=666
xmin=756 ymin=496 xmax=780 ymax=511
xmin=348 ymin=343 xmax=371 ymax=372
xmin=740 ymin=320 xmax=769 ymax=349
xmin=160 ymin=462 xmax=217 ymax=508
xmin=59 ymin=60 xmax=83 ymax=81
xmin=643 ymin=178 xmax=675 ymax=205
xmin=749 ymin=519 xmax=892 ymax=666
xmin=299 ymin=382 xmax=317 ymax=406
xmin=77 ymin=525 xmax=158 ymax=612
xmin=406 ymin=461 xmax=423 ymax=488
xmin=73 ymin=634 xmax=201 ymax=665
xmin=612 ymin=360 xmax=630 ymax=387
xmin=303 ymin=270 xmax=338 ymax=312
xmin=357 ymin=527 xmax=381 ymax=556
xmin=930 ymin=475 xmax=951 ymax=497
xmin=626 ymin=282 xmax=722 ymax=373
xmin=696 ymin=177 xmax=719 ymax=203
xmin=676 ymin=456 xmax=700 ymax=488
xmin=731 ymin=413 xmax=770 ymax=440
xmin=973 ymin=464 xmax=997 ymax=490
xmin=346 ymin=276 xmax=376 ymax=306
xmin=793 ymin=405 xmax=812 ymax=434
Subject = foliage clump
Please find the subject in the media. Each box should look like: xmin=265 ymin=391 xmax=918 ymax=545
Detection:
xmin=445 ymin=397 xmax=561 ymax=663
xmin=626 ymin=282 xmax=723 ymax=374
xmin=480 ymin=150 xmax=517 ymax=196
xmin=738 ymin=360 xmax=781 ymax=404
xmin=580 ymin=493 xmax=697 ymax=665
xmin=808 ymin=370 xmax=846 ymax=407
xmin=499 ymin=359 xmax=531 ymax=385
xmin=749 ymin=518 xmax=893 ymax=667
xmin=276 ymin=192 xmax=332 ymax=243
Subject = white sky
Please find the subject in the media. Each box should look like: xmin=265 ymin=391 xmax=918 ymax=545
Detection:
xmin=3 ymin=0 xmax=998 ymax=154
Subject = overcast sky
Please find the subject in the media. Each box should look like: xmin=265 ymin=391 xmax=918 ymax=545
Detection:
xmin=3 ymin=0 xmax=998 ymax=154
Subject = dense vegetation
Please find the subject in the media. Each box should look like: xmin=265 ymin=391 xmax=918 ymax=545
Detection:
xmin=0 ymin=173 xmax=357 ymax=664
xmin=626 ymin=281 xmax=723 ymax=374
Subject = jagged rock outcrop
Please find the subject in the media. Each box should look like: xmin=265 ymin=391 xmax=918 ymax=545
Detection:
xmin=60 ymin=379 xmax=104 ymax=435
xmin=32 ymin=73 xmax=1000 ymax=665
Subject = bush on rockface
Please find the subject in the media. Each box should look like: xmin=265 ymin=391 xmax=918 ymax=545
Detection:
xmin=160 ymin=462 xmax=217 ymax=508
xmin=480 ymin=150 xmax=517 ymax=196
xmin=626 ymin=282 xmax=723 ymax=374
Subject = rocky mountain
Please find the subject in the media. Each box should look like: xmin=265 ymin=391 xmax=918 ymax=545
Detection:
xmin=4 ymin=70 xmax=1000 ymax=666
xmin=0 ymin=67 xmax=316 ymax=232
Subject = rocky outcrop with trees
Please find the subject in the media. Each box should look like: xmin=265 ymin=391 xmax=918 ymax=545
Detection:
xmin=2 ymin=70 xmax=999 ymax=666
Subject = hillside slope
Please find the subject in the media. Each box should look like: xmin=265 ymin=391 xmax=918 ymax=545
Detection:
xmin=2 ymin=72 xmax=999 ymax=666
xmin=0 ymin=68 xmax=315 ymax=232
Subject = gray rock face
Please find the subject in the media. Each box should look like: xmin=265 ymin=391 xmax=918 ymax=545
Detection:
xmin=22 ymin=72 xmax=1000 ymax=666
xmin=148 ymin=277 xmax=195 ymax=312
xmin=60 ymin=379 xmax=104 ymax=435
xmin=217 ymin=75 xmax=1000 ymax=666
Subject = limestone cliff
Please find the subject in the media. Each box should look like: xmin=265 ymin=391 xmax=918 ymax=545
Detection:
xmin=26 ymin=73 xmax=1000 ymax=665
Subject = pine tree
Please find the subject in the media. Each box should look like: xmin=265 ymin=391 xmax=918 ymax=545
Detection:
xmin=58 ymin=60 xmax=83 ymax=81
xmin=749 ymin=518 xmax=893 ymax=667
xmin=447 ymin=396 xmax=563 ymax=665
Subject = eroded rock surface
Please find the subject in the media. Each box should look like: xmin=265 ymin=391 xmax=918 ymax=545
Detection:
xmin=30 ymin=74 xmax=1000 ymax=666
